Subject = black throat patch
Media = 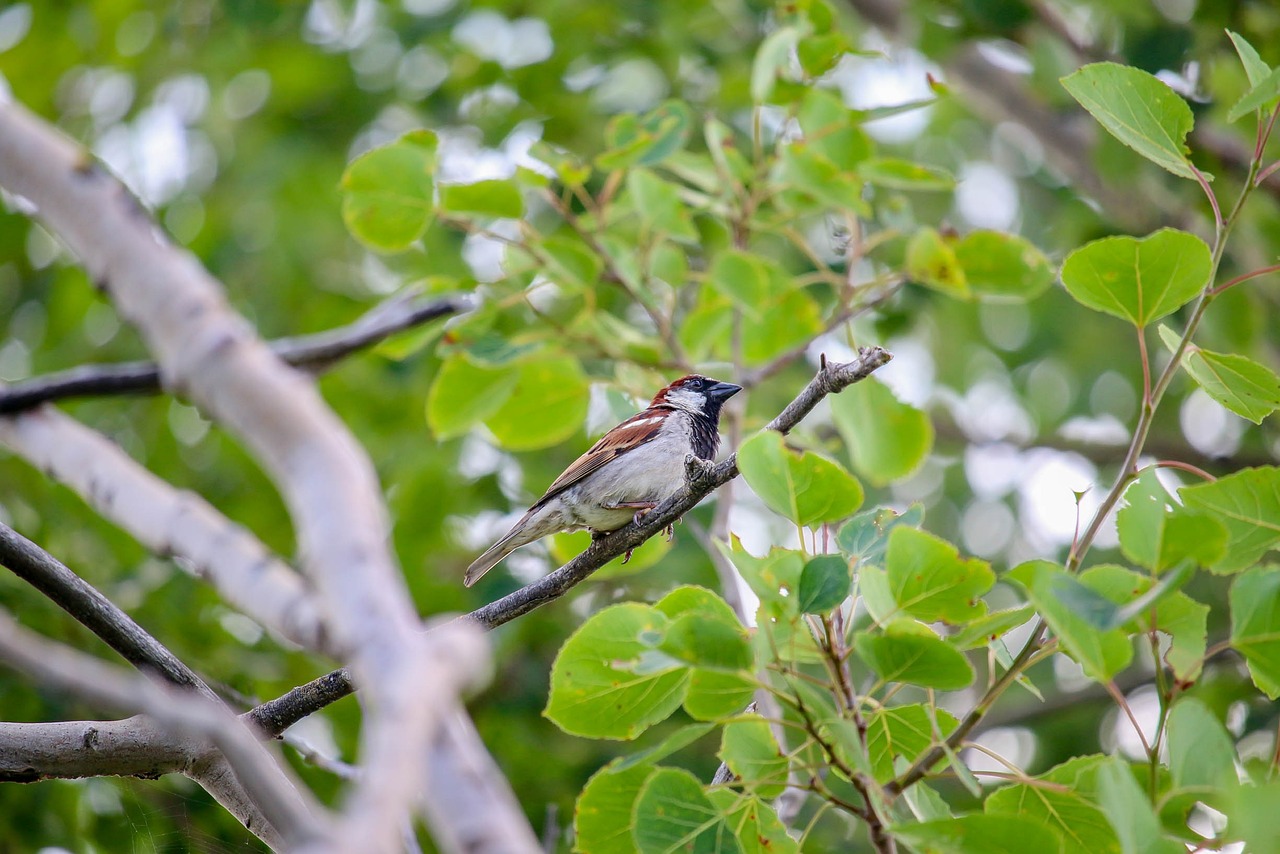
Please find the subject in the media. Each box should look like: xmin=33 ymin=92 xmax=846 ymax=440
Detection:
xmin=689 ymin=410 xmax=720 ymax=461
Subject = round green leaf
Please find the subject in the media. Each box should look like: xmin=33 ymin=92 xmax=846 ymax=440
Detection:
xmin=719 ymin=719 xmax=788 ymax=799
xmin=425 ymin=354 xmax=518 ymax=440
xmin=633 ymin=768 xmax=741 ymax=854
xmin=830 ymin=377 xmax=933 ymax=486
xmin=893 ymin=814 xmax=1063 ymax=854
xmin=1182 ymin=347 xmax=1280 ymax=424
xmin=953 ymin=230 xmax=1054 ymax=301
xmin=1060 ymin=228 xmax=1211 ymax=327
xmin=853 ymin=621 xmax=975 ymax=690
xmin=339 ymin=129 xmax=437 ymax=252
xmin=575 ymin=763 xmax=654 ymax=854
xmin=866 ymin=527 xmax=994 ymax=625
xmin=858 ymin=157 xmax=955 ymax=191
xmin=707 ymin=249 xmax=785 ymax=316
xmin=438 ymin=178 xmax=523 ymax=218
xmin=1061 ymin=63 xmax=1199 ymax=180
xmin=1182 ymin=467 xmax=1280 ymax=574
xmin=865 ymin=704 xmax=959 ymax=784
xmin=737 ymin=431 xmax=863 ymax=527
xmin=1230 ymin=565 xmax=1280 ymax=698
xmin=797 ymin=554 xmax=851 ymax=614
xmin=545 ymin=603 xmax=689 ymax=739
xmin=906 ymin=227 xmax=968 ymax=297
xmin=484 ymin=355 xmax=589 ymax=451
xmin=1008 ymin=560 xmax=1132 ymax=682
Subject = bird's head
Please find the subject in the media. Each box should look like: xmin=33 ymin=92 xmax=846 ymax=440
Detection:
xmin=652 ymin=374 xmax=742 ymax=421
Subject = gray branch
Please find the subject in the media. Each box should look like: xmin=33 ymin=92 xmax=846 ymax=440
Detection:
xmin=0 ymin=291 xmax=467 ymax=414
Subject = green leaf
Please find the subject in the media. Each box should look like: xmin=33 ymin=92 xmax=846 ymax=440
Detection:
xmin=858 ymin=157 xmax=955 ymax=191
xmin=633 ymin=768 xmax=741 ymax=854
xmin=1182 ymin=347 xmax=1280 ymax=424
xmin=438 ymin=178 xmax=523 ymax=218
xmin=1231 ymin=565 xmax=1280 ymax=698
xmin=575 ymin=762 xmax=653 ymax=854
xmin=614 ymin=723 xmax=718 ymax=772
xmin=1008 ymin=560 xmax=1132 ymax=681
xmin=598 ymin=100 xmax=694 ymax=170
xmin=853 ymin=621 xmax=975 ymax=690
xmin=797 ymin=554 xmax=851 ymax=613
xmin=954 ymin=230 xmax=1055 ymax=301
xmin=1229 ymin=65 xmax=1280 ymax=123
xmin=893 ymin=815 xmax=1063 ymax=854
xmin=484 ymin=355 xmax=590 ymax=451
xmin=1227 ymin=782 xmax=1280 ymax=854
xmin=425 ymin=354 xmax=518 ymax=439
xmin=835 ymin=504 xmax=925 ymax=568
xmin=1061 ymin=63 xmax=1199 ymax=180
xmin=863 ymin=527 xmax=994 ymax=624
xmin=708 ymin=794 xmax=799 ymax=854
xmin=719 ymin=718 xmax=788 ymax=799
xmin=949 ymin=606 xmax=1036 ymax=650
xmin=864 ymin=704 xmax=959 ymax=784
xmin=1096 ymin=757 xmax=1184 ymax=854
xmin=797 ymin=88 xmax=873 ymax=171
xmin=660 ymin=613 xmax=752 ymax=672
xmin=751 ymin=25 xmax=802 ymax=103
xmin=1182 ymin=467 xmax=1280 ymax=573
xmin=545 ymin=603 xmax=689 ymax=739
xmin=340 ymin=129 xmax=437 ymax=252
xmin=1116 ymin=470 xmax=1227 ymax=570
xmin=541 ymin=233 xmax=604 ymax=289
xmin=1228 ymin=30 xmax=1272 ymax=88
xmin=830 ymin=377 xmax=933 ymax=486
xmin=1079 ymin=564 xmax=1208 ymax=681
xmin=906 ymin=227 xmax=968 ymax=297
xmin=737 ymin=431 xmax=864 ymax=527
xmin=716 ymin=540 xmax=804 ymax=608
xmin=684 ymin=669 xmax=756 ymax=721
xmin=773 ymin=142 xmax=867 ymax=215
xmin=741 ymin=289 xmax=824 ymax=365
xmin=1060 ymin=229 xmax=1212 ymax=327
xmin=627 ymin=168 xmax=697 ymax=241
xmin=985 ymin=755 xmax=1120 ymax=853
xmin=706 ymin=250 xmax=785 ymax=317
xmin=1166 ymin=698 xmax=1235 ymax=792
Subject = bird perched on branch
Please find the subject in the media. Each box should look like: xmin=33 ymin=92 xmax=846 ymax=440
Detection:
xmin=464 ymin=374 xmax=742 ymax=586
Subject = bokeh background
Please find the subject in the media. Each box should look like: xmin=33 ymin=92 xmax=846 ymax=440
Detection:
xmin=2 ymin=0 xmax=1278 ymax=849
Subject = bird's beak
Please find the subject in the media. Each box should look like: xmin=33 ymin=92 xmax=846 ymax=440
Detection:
xmin=708 ymin=381 xmax=743 ymax=402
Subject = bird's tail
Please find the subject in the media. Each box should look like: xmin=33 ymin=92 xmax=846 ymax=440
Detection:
xmin=464 ymin=534 xmax=519 ymax=587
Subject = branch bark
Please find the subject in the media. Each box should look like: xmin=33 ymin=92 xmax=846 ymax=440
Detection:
xmin=0 ymin=609 xmax=326 ymax=847
xmin=0 ymin=98 xmax=524 ymax=853
xmin=0 ymin=291 xmax=467 ymax=414
xmin=0 ymin=405 xmax=332 ymax=653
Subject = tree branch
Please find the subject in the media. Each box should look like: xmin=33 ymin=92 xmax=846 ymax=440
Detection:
xmin=0 ymin=522 xmax=219 ymax=700
xmin=0 ymin=609 xmax=327 ymax=847
xmin=0 ymin=291 xmax=467 ymax=414
xmin=0 ymin=98 xmax=520 ymax=854
xmin=0 ymin=406 xmax=332 ymax=653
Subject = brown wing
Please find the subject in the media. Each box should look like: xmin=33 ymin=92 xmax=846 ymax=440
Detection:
xmin=530 ymin=408 xmax=670 ymax=509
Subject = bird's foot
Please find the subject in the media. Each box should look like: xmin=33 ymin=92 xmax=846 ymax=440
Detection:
xmin=664 ymin=523 xmax=675 ymax=542
xmin=621 ymin=547 xmax=635 ymax=565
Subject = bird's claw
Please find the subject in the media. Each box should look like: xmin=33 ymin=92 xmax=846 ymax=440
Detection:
xmin=664 ymin=523 xmax=675 ymax=542
xmin=621 ymin=548 xmax=635 ymax=565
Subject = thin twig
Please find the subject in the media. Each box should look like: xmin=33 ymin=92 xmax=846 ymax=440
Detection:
xmin=0 ymin=292 xmax=467 ymax=414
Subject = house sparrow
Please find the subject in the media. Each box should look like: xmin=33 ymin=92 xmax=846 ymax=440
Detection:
xmin=464 ymin=374 xmax=742 ymax=586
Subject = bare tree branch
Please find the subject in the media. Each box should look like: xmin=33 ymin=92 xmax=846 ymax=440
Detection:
xmin=0 ymin=99 xmax=526 ymax=853
xmin=0 ymin=522 xmax=218 ymax=700
xmin=0 ymin=609 xmax=327 ymax=847
xmin=0 ymin=406 xmax=331 ymax=653
xmin=0 ymin=291 xmax=468 ymax=414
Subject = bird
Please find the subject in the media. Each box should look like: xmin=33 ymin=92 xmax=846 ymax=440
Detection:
xmin=464 ymin=374 xmax=742 ymax=586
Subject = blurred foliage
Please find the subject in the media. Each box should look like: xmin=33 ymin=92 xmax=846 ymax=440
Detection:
xmin=4 ymin=0 xmax=1280 ymax=851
